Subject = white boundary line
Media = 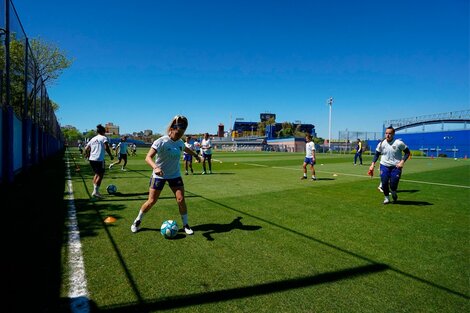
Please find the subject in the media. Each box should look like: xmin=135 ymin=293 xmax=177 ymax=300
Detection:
xmin=65 ymin=161 xmax=90 ymax=313
xmin=257 ymin=164 xmax=470 ymax=189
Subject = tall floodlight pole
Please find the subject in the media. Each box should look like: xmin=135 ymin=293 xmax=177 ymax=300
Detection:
xmin=328 ymin=97 xmax=333 ymax=153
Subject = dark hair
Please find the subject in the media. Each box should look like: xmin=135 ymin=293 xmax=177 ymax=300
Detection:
xmin=386 ymin=126 xmax=395 ymax=134
xmin=96 ymin=124 xmax=106 ymax=134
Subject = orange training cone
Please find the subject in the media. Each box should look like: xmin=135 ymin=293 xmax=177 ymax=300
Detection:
xmin=104 ymin=216 xmax=117 ymax=224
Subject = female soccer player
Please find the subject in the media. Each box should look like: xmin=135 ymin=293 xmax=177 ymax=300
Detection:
xmin=130 ymin=115 xmax=200 ymax=234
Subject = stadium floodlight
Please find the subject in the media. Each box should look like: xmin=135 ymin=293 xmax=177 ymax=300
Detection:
xmin=327 ymin=97 xmax=334 ymax=153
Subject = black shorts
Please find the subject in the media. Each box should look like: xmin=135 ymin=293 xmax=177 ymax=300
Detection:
xmin=118 ymin=153 xmax=128 ymax=161
xmin=90 ymin=160 xmax=105 ymax=175
xmin=149 ymin=177 xmax=184 ymax=190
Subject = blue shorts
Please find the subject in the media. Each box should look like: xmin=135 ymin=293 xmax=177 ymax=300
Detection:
xmin=202 ymin=153 xmax=212 ymax=160
xmin=183 ymin=154 xmax=192 ymax=161
xmin=149 ymin=177 xmax=184 ymax=190
xmin=304 ymin=157 xmax=315 ymax=165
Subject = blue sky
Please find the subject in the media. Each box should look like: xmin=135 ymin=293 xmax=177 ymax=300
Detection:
xmin=13 ymin=0 xmax=469 ymax=138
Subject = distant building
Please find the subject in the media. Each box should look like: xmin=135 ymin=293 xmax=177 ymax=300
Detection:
xmin=218 ymin=124 xmax=224 ymax=137
xmin=232 ymin=113 xmax=315 ymax=139
xmin=105 ymin=122 xmax=119 ymax=135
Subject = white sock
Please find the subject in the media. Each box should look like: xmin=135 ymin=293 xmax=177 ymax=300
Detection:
xmin=136 ymin=210 xmax=145 ymax=222
xmin=181 ymin=214 xmax=188 ymax=226
xmin=93 ymin=184 xmax=99 ymax=193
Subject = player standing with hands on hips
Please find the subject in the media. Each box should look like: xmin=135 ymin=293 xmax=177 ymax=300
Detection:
xmin=131 ymin=115 xmax=200 ymax=234
xmin=368 ymin=126 xmax=410 ymax=204
xmin=301 ymin=134 xmax=317 ymax=180
xmin=201 ymin=132 xmax=213 ymax=174
xmin=354 ymin=138 xmax=363 ymax=165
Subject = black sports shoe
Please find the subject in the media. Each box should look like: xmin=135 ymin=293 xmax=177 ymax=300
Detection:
xmin=391 ymin=192 xmax=398 ymax=202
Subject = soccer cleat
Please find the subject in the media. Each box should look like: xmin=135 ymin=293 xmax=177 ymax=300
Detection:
xmin=378 ymin=186 xmax=383 ymax=193
xmin=391 ymin=191 xmax=398 ymax=202
xmin=312 ymin=176 xmax=317 ymax=181
xmin=131 ymin=220 xmax=141 ymax=233
xmin=121 ymin=168 xmax=127 ymax=171
xmin=183 ymin=224 xmax=194 ymax=235
xmin=209 ymin=171 xmax=213 ymax=174
xmin=202 ymin=171 xmax=206 ymax=175
xmin=92 ymin=192 xmax=104 ymax=199
xmin=185 ymin=171 xmax=188 ymax=175
xmin=300 ymin=176 xmax=307 ymax=180
xmin=383 ymin=196 xmax=390 ymax=204
xmin=109 ymin=164 xmax=114 ymax=169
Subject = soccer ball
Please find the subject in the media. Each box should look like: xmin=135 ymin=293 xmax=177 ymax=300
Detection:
xmin=106 ymin=184 xmax=117 ymax=194
xmin=160 ymin=220 xmax=179 ymax=238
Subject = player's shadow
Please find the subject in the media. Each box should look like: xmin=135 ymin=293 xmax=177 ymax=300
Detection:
xmin=394 ymin=200 xmax=432 ymax=206
xmin=193 ymin=216 xmax=262 ymax=241
xmin=397 ymin=189 xmax=420 ymax=193
xmin=316 ymin=178 xmax=335 ymax=181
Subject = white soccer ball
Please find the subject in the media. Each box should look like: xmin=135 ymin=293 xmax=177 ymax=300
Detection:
xmin=160 ymin=220 xmax=179 ymax=238
xmin=106 ymin=184 xmax=117 ymax=194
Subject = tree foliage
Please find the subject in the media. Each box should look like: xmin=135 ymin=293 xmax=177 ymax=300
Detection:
xmin=1 ymin=35 xmax=72 ymax=116
xmin=62 ymin=126 xmax=83 ymax=144
xmin=29 ymin=37 xmax=73 ymax=87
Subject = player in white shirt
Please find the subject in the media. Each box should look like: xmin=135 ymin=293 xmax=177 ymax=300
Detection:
xmin=84 ymin=124 xmax=114 ymax=199
xmin=301 ymin=134 xmax=316 ymax=180
xmin=368 ymin=126 xmax=410 ymax=204
xmin=130 ymin=115 xmax=200 ymax=235
xmin=201 ymin=132 xmax=213 ymax=174
xmin=183 ymin=136 xmax=195 ymax=175
xmin=193 ymin=139 xmax=201 ymax=156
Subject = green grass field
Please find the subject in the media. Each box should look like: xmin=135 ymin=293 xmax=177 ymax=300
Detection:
xmin=63 ymin=148 xmax=470 ymax=312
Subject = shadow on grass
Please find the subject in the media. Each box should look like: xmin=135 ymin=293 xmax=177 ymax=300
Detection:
xmin=110 ymin=192 xmax=201 ymax=199
xmin=394 ymin=200 xmax=432 ymax=206
xmin=397 ymin=189 xmax=420 ymax=193
xmin=2 ymin=150 xmax=67 ymax=313
xmin=191 ymin=172 xmax=235 ymax=175
xmin=192 ymin=216 xmax=262 ymax=241
xmin=86 ymin=263 xmax=389 ymax=313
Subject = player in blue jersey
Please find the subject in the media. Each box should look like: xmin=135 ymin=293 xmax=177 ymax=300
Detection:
xmin=368 ymin=127 xmax=410 ymax=204
xmin=109 ymin=136 xmax=129 ymax=171
xmin=301 ymin=134 xmax=317 ymax=180
xmin=130 ymin=115 xmax=200 ymax=235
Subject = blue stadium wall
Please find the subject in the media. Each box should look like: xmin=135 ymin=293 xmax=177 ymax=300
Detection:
xmin=395 ymin=129 xmax=470 ymax=158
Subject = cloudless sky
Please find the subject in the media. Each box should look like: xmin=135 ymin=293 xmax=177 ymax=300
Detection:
xmin=12 ymin=0 xmax=469 ymax=137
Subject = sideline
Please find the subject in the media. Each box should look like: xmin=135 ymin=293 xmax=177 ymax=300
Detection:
xmin=65 ymin=159 xmax=90 ymax=313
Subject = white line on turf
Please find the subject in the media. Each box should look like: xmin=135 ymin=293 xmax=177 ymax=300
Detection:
xmin=245 ymin=163 xmax=269 ymax=167
xmin=65 ymin=160 xmax=90 ymax=313
xmin=257 ymin=164 xmax=470 ymax=189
